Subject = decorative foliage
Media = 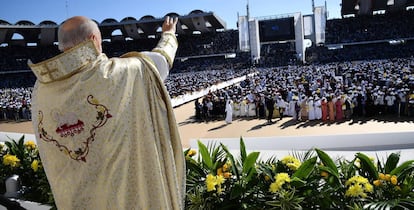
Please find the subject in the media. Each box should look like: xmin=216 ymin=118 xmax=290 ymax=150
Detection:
xmin=0 ymin=136 xmax=55 ymax=208
xmin=185 ymin=138 xmax=414 ymax=210
xmin=1 ymin=136 xmax=413 ymax=210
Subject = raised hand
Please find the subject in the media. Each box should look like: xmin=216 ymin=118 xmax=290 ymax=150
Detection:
xmin=162 ymin=16 xmax=178 ymax=34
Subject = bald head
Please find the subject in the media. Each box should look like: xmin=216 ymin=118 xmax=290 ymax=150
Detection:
xmin=58 ymin=16 xmax=102 ymax=52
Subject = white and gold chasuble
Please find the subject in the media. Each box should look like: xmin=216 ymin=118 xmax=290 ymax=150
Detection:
xmin=29 ymin=33 xmax=185 ymax=210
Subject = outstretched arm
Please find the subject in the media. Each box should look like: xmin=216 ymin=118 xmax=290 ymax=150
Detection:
xmin=142 ymin=16 xmax=179 ymax=81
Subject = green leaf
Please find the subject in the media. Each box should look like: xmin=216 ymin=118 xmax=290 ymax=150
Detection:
xmin=356 ymin=153 xmax=379 ymax=180
xmin=319 ymin=165 xmax=341 ymax=186
xmin=315 ymin=148 xmax=338 ymax=177
xmin=220 ymin=143 xmax=240 ymax=179
xmin=390 ymin=160 xmax=414 ymax=176
xmin=197 ymin=140 xmax=213 ymax=170
xmin=290 ymin=176 xmax=307 ymax=188
xmin=293 ymin=156 xmax=317 ymax=180
xmin=239 ymin=137 xmax=247 ymax=163
xmin=242 ymin=152 xmax=259 ymax=181
xmin=384 ymin=153 xmax=400 ymax=174
xmin=242 ymin=152 xmax=259 ymax=174
xmin=229 ymin=183 xmax=244 ymax=199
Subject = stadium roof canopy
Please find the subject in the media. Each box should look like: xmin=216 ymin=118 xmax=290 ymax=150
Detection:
xmin=0 ymin=10 xmax=226 ymax=46
xmin=341 ymin=0 xmax=414 ymax=16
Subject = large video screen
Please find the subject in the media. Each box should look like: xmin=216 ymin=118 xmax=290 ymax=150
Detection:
xmin=259 ymin=17 xmax=295 ymax=42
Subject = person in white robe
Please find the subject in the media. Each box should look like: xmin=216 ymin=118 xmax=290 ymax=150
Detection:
xmin=225 ymin=99 xmax=233 ymax=123
xmin=308 ymin=97 xmax=316 ymax=120
xmin=232 ymin=99 xmax=241 ymax=118
xmin=240 ymin=98 xmax=247 ymax=117
xmin=276 ymin=96 xmax=286 ymax=119
xmin=29 ymin=16 xmax=185 ymax=210
xmin=314 ymin=96 xmax=322 ymax=120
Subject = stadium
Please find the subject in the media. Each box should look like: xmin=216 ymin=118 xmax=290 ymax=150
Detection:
xmin=1 ymin=0 xmax=414 ymax=209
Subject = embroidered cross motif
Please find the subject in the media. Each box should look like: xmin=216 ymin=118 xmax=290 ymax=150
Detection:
xmin=39 ymin=64 xmax=58 ymax=81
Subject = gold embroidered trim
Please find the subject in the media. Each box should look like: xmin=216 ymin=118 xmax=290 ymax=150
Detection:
xmin=162 ymin=32 xmax=178 ymax=45
xmin=29 ymin=40 xmax=100 ymax=84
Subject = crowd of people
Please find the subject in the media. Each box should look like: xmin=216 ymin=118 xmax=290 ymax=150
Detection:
xmin=194 ymin=57 xmax=414 ymax=123
xmin=325 ymin=9 xmax=414 ymax=44
xmin=2 ymin=12 xmax=414 ymax=124
xmin=306 ymin=40 xmax=414 ymax=64
xmin=0 ymin=87 xmax=32 ymax=122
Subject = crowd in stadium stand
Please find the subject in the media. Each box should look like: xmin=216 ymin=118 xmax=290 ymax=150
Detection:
xmin=259 ymin=42 xmax=298 ymax=67
xmin=2 ymin=12 xmax=414 ymax=123
xmin=326 ymin=10 xmax=414 ymax=44
xmin=306 ymin=40 xmax=414 ymax=64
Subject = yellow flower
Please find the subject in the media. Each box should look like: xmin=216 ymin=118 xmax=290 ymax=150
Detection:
xmin=3 ymin=154 xmax=20 ymax=167
xmin=385 ymin=174 xmax=391 ymax=182
xmin=31 ymin=160 xmax=40 ymax=172
xmin=346 ymin=184 xmax=367 ymax=198
xmin=275 ymin=173 xmax=291 ymax=184
xmin=365 ymin=182 xmax=373 ymax=193
xmin=264 ymin=175 xmax=270 ymax=181
xmin=269 ymin=173 xmax=291 ymax=193
xmin=373 ymin=180 xmax=382 ymax=187
xmin=217 ymin=167 xmax=223 ymax=176
xmin=187 ymin=149 xmax=197 ymax=157
xmin=222 ymin=163 xmax=230 ymax=171
xmin=379 ymin=173 xmax=386 ymax=180
xmin=216 ymin=175 xmax=225 ymax=185
xmin=390 ymin=175 xmax=398 ymax=185
xmin=223 ymin=172 xmax=232 ymax=179
xmin=24 ymin=141 xmax=37 ymax=150
xmin=269 ymin=182 xmax=283 ymax=193
xmin=206 ymin=174 xmax=217 ymax=192
xmin=205 ymin=174 xmax=225 ymax=193
xmin=345 ymin=175 xmax=373 ymax=198
xmin=320 ymin=171 xmax=329 ymax=178
xmin=281 ymin=155 xmax=301 ymax=171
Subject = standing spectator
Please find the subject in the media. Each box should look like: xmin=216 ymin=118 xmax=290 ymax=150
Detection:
xmin=314 ymin=96 xmax=322 ymax=120
xmin=328 ymin=96 xmax=335 ymax=122
xmin=195 ymin=99 xmax=202 ymax=120
xmin=335 ymin=96 xmax=344 ymax=121
xmin=308 ymin=97 xmax=315 ymax=120
xmin=321 ymin=97 xmax=328 ymax=121
xmin=225 ymin=99 xmax=233 ymax=123
xmin=265 ymin=93 xmax=275 ymax=124
xmin=276 ymin=95 xmax=286 ymax=120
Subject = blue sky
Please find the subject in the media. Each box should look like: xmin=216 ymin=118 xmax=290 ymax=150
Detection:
xmin=0 ymin=0 xmax=342 ymax=29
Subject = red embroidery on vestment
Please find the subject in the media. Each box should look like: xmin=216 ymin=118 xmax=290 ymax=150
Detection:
xmin=37 ymin=95 xmax=112 ymax=162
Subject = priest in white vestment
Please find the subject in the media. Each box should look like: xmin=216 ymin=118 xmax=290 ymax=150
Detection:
xmin=29 ymin=16 xmax=185 ymax=210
